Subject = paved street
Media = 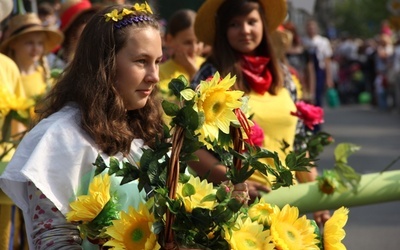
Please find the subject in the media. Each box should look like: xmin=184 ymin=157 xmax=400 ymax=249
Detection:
xmin=317 ymin=104 xmax=400 ymax=249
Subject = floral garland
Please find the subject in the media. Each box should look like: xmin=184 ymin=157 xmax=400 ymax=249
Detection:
xmin=104 ymin=2 xmax=152 ymax=21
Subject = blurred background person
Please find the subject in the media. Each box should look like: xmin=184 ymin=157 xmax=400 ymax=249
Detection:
xmin=38 ymin=1 xmax=59 ymax=30
xmin=302 ymin=19 xmax=334 ymax=108
xmin=0 ymin=13 xmax=63 ymax=100
xmin=51 ymin=0 xmax=103 ymax=68
xmin=283 ymin=21 xmax=315 ymax=103
xmin=159 ymin=9 xmax=205 ymax=101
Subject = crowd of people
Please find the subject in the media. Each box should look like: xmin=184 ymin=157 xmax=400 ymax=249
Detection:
xmin=0 ymin=0 xmax=397 ymax=249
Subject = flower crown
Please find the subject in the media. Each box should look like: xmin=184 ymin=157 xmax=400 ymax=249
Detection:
xmin=104 ymin=2 xmax=153 ymax=29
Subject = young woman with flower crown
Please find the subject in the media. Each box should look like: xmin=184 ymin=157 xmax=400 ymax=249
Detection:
xmin=189 ymin=0 xmax=331 ymax=226
xmin=0 ymin=3 xmax=250 ymax=249
xmin=0 ymin=3 xmax=165 ymax=249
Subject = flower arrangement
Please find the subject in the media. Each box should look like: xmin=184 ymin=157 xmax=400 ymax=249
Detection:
xmin=67 ymin=73 xmax=349 ymax=249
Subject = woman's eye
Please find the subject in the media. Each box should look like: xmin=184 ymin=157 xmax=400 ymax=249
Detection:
xmin=136 ymin=59 xmax=146 ymax=64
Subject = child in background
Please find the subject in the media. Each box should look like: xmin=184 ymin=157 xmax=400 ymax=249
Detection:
xmin=159 ymin=9 xmax=205 ymax=101
xmin=0 ymin=13 xmax=63 ymax=100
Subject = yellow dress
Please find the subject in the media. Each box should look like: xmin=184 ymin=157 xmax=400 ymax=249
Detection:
xmin=21 ymin=65 xmax=47 ymax=99
xmin=247 ymin=87 xmax=298 ymax=187
xmin=0 ymin=53 xmax=26 ymax=250
xmin=159 ymin=56 xmax=205 ymax=125
xmin=159 ymin=56 xmax=205 ymax=101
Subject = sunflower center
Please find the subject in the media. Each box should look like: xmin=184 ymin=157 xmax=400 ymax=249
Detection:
xmin=131 ymin=228 xmax=144 ymax=242
xmin=244 ymin=239 xmax=257 ymax=247
xmin=286 ymin=230 xmax=295 ymax=241
xmin=202 ymin=90 xmax=227 ymax=121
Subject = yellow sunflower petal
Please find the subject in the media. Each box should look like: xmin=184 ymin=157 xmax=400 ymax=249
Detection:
xmin=324 ymin=206 xmax=349 ymax=250
xmin=66 ymin=174 xmax=111 ymax=222
xmin=105 ymin=204 xmax=160 ymax=250
xmin=225 ymin=217 xmax=273 ymax=250
xmin=270 ymin=204 xmax=319 ymax=250
xmin=176 ymin=176 xmax=216 ymax=212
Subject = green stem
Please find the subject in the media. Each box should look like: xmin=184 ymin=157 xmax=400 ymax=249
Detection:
xmin=1 ymin=112 xmax=12 ymax=143
xmin=380 ymin=155 xmax=400 ymax=174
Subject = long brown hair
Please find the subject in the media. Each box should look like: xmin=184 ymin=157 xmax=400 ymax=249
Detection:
xmin=209 ymin=0 xmax=283 ymax=94
xmin=37 ymin=4 xmax=165 ymax=155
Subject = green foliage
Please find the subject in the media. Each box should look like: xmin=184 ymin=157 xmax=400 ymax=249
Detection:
xmin=317 ymin=143 xmax=361 ymax=195
xmin=91 ymin=74 xmax=316 ymax=248
xmin=333 ymin=0 xmax=390 ymax=38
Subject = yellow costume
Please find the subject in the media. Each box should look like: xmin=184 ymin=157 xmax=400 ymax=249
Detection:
xmin=247 ymin=87 xmax=298 ymax=187
xmin=0 ymin=53 xmax=26 ymax=250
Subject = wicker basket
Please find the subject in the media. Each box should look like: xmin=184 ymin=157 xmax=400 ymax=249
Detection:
xmin=163 ymin=125 xmax=243 ymax=250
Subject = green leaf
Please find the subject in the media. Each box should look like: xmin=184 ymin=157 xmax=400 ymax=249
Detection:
xmin=168 ymin=76 xmax=187 ymax=97
xmin=108 ymin=157 xmax=120 ymax=175
xmin=201 ymin=193 xmax=216 ymax=203
xmin=162 ymin=100 xmax=179 ymax=116
xmin=227 ymin=198 xmax=243 ymax=213
xmin=182 ymin=183 xmax=196 ymax=197
xmin=93 ymin=154 xmax=107 ymax=175
xmin=334 ymin=143 xmax=361 ymax=163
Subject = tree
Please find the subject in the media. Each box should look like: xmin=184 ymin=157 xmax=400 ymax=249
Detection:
xmin=333 ymin=0 xmax=390 ymax=38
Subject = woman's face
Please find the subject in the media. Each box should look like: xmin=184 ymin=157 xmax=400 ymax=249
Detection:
xmin=114 ymin=26 xmax=163 ymax=111
xmin=226 ymin=9 xmax=264 ymax=55
xmin=166 ymin=27 xmax=203 ymax=58
xmin=10 ymin=32 xmax=45 ymax=65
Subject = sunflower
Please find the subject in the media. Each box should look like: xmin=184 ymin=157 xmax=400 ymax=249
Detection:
xmin=248 ymin=198 xmax=279 ymax=227
xmin=181 ymin=72 xmax=244 ymax=147
xmin=270 ymin=204 xmax=319 ymax=250
xmin=224 ymin=217 xmax=274 ymax=250
xmin=176 ymin=175 xmax=216 ymax=212
xmin=66 ymin=174 xmax=111 ymax=222
xmin=104 ymin=204 xmax=160 ymax=250
xmin=0 ymin=87 xmax=34 ymax=116
xmin=324 ymin=206 xmax=349 ymax=250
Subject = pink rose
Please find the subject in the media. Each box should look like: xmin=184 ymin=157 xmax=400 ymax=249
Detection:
xmin=291 ymin=101 xmax=324 ymax=130
xmin=245 ymin=121 xmax=264 ymax=147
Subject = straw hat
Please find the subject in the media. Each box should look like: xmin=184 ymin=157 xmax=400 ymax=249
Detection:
xmin=0 ymin=13 xmax=64 ymax=54
xmin=59 ymin=0 xmax=95 ymax=32
xmin=0 ymin=0 xmax=13 ymax=22
xmin=195 ymin=0 xmax=287 ymax=46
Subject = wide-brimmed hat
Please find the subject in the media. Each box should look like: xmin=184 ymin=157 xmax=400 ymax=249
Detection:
xmin=59 ymin=0 xmax=95 ymax=32
xmin=195 ymin=0 xmax=287 ymax=46
xmin=0 ymin=0 xmax=13 ymax=22
xmin=0 ymin=13 xmax=64 ymax=54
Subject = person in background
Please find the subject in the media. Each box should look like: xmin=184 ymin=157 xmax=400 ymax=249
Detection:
xmin=159 ymin=9 xmax=205 ymax=101
xmin=190 ymin=0 xmax=330 ymax=226
xmin=52 ymin=0 xmax=103 ymax=68
xmin=38 ymin=2 xmax=60 ymax=30
xmin=302 ymin=19 xmax=334 ymax=107
xmin=0 ymin=1 xmax=27 ymax=249
xmin=270 ymin=26 xmax=303 ymax=100
xmin=283 ymin=21 xmax=315 ymax=103
xmin=0 ymin=13 xmax=63 ymax=100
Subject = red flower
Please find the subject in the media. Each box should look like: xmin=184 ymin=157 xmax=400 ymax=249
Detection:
xmin=291 ymin=101 xmax=324 ymax=130
xmin=245 ymin=121 xmax=264 ymax=147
